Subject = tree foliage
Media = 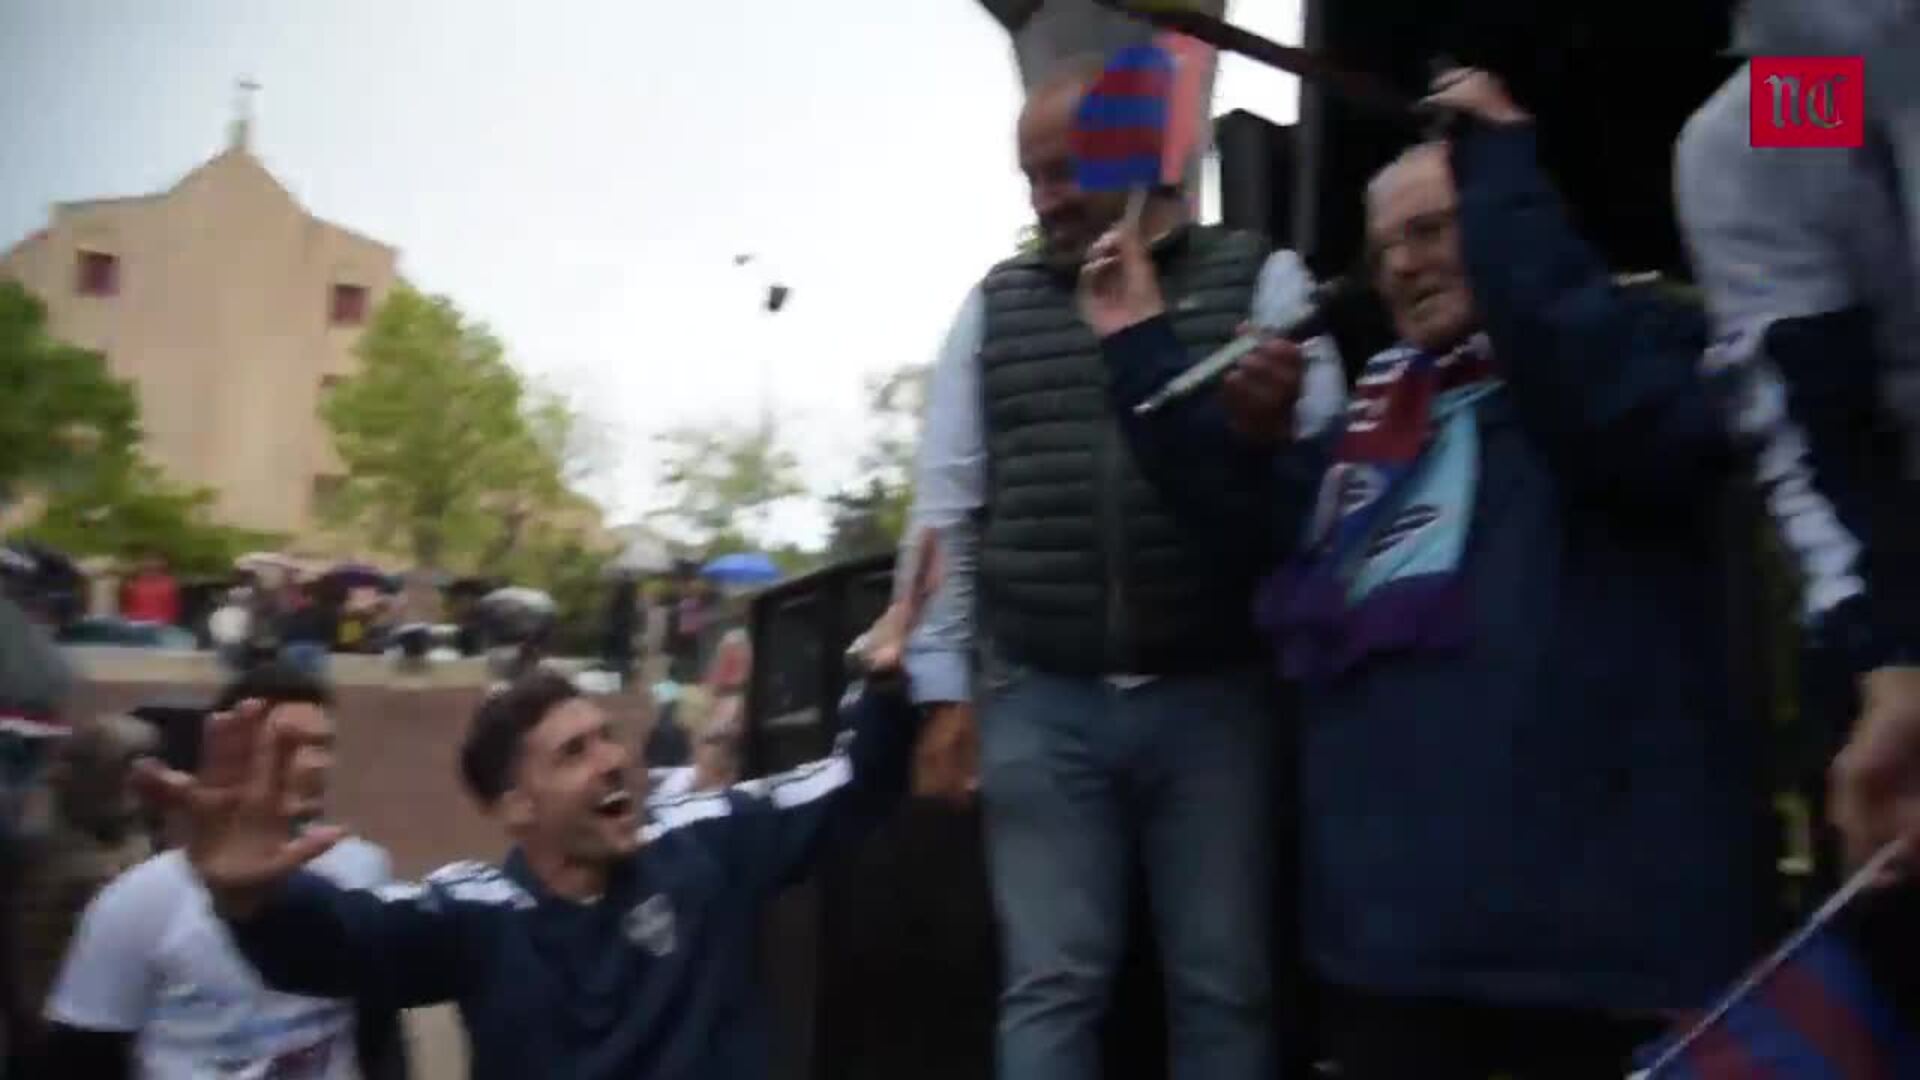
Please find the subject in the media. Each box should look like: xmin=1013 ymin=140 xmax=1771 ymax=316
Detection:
xmin=0 ymin=282 xmax=139 ymax=501
xmin=23 ymin=463 xmax=282 ymax=577
xmin=321 ymin=286 xmax=590 ymax=570
xmin=648 ymin=418 xmax=806 ymax=558
xmin=2 ymin=282 xmax=275 ymax=574
xmin=823 ymin=363 xmax=927 ymax=563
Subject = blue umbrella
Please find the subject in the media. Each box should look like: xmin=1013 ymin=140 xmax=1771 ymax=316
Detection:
xmin=699 ymin=553 xmax=781 ymax=586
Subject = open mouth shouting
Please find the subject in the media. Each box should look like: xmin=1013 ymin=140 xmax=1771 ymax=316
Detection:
xmin=594 ymin=789 xmax=637 ymax=821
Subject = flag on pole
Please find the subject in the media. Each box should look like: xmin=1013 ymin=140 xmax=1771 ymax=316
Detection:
xmin=1069 ymin=43 xmax=1174 ymax=193
xmin=1156 ymin=30 xmax=1215 ymax=194
xmin=1633 ymin=843 xmax=1920 ymax=1079
xmin=1634 ymin=928 xmax=1920 ymax=1078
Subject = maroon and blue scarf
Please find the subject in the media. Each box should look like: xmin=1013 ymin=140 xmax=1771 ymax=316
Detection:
xmin=1256 ymin=335 xmax=1500 ymax=681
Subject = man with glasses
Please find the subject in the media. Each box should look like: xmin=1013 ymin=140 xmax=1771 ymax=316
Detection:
xmin=1079 ymin=68 xmax=1760 ymax=1078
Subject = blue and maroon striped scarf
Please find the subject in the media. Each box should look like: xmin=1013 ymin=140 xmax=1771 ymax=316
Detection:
xmin=1256 ymin=334 xmax=1499 ymax=681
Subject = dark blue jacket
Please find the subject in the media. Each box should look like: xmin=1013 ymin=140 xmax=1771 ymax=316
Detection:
xmin=1103 ymin=124 xmax=1761 ymax=1010
xmin=227 ymin=684 xmax=918 ymax=1080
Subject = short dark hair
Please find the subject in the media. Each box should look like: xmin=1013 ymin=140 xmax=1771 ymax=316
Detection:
xmin=212 ymin=660 xmax=333 ymax=714
xmin=460 ymin=670 xmax=581 ymax=806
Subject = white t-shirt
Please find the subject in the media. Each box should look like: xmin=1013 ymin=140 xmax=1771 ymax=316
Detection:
xmin=46 ymin=837 xmax=391 ymax=1080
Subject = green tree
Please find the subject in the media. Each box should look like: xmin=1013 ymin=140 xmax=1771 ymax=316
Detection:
xmin=321 ymin=286 xmax=562 ymax=570
xmin=0 ymin=282 xmax=140 ymax=502
xmin=3 ymin=282 xmax=275 ymax=574
xmin=474 ymin=386 xmax=609 ymax=576
xmin=822 ymin=363 xmax=927 ymax=563
xmin=648 ymin=418 xmax=806 ymax=557
xmin=823 ymin=478 xmax=900 ymax=563
xmin=24 ymin=463 xmax=280 ymax=577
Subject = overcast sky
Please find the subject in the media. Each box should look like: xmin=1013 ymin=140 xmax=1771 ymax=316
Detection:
xmin=0 ymin=0 xmax=1300 ymax=546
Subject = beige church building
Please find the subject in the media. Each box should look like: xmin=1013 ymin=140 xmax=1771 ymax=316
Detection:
xmin=0 ymin=105 xmax=398 ymax=551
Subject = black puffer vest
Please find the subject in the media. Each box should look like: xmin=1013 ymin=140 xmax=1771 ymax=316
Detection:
xmin=976 ymin=225 xmax=1269 ymax=675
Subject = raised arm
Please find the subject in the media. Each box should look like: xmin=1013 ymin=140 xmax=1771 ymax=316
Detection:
xmin=650 ymin=679 xmax=921 ymax=897
xmin=1437 ymin=86 xmax=1733 ymax=509
xmin=653 ymin=534 xmax=941 ymax=894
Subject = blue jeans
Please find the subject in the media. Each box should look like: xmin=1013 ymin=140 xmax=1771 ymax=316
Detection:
xmin=979 ymin=663 xmax=1277 ymax=1080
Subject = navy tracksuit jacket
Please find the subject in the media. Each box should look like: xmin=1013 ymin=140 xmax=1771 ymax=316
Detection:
xmin=226 ymin=682 xmax=918 ymax=1080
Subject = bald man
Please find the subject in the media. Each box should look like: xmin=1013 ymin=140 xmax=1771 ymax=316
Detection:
xmin=897 ymin=61 xmax=1343 ymax=1078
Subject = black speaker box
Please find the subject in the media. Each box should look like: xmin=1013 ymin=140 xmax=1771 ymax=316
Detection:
xmin=744 ymin=557 xmax=1183 ymax=1080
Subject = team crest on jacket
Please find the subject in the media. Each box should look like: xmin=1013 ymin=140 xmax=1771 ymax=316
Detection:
xmin=1364 ymin=504 xmax=1442 ymax=559
xmin=624 ymin=894 xmax=677 ymax=957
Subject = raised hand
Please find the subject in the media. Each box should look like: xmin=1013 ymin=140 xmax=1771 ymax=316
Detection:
xmin=850 ymin=528 xmax=977 ymax=806
xmin=1421 ymin=66 xmax=1531 ymax=127
xmin=1076 ymin=214 xmax=1165 ymax=339
xmin=136 ymin=699 xmax=345 ymax=919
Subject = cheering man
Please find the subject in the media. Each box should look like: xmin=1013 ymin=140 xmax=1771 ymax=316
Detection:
xmin=132 ymin=537 xmax=942 ymax=1080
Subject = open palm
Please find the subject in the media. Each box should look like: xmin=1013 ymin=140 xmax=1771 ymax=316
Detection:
xmin=137 ymin=700 xmax=344 ymax=917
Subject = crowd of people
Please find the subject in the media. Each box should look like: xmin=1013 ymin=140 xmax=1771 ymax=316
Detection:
xmin=2 ymin=1 xmax=1918 ymax=1077
xmin=79 ymin=552 xmax=734 ymax=695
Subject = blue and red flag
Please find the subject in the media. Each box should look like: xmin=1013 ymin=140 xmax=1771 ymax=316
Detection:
xmin=1636 ymin=927 xmax=1920 ymax=1078
xmin=1070 ymin=43 xmax=1175 ymax=194
xmin=1156 ymin=31 xmax=1215 ymax=200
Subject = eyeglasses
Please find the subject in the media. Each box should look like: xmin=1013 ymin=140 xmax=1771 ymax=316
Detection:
xmin=1366 ymin=207 xmax=1459 ymax=271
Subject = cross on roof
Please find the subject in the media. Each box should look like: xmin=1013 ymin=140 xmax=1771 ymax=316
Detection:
xmin=230 ymin=76 xmax=261 ymax=150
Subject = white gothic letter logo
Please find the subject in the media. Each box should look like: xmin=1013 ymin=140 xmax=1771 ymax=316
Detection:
xmin=624 ymin=894 xmax=677 ymax=957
